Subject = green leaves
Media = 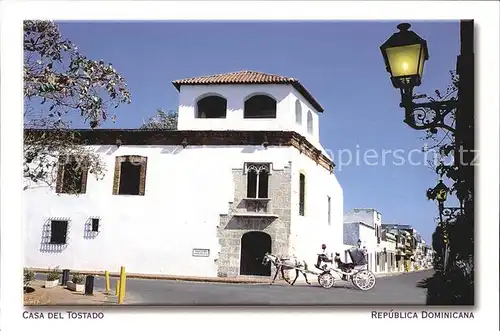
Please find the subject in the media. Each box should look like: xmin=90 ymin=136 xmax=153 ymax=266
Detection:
xmin=140 ymin=109 xmax=178 ymax=130
xmin=24 ymin=20 xmax=131 ymax=129
xmin=24 ymin=20 xmax=129 ymax=190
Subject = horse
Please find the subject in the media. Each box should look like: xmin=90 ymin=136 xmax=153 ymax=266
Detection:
xmin=262 ymin=252 xmax=312 ymax=285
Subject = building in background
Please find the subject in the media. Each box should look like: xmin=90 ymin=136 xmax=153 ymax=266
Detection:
xmin=382 ymin=223 xmax=426 ymax=271
xmin=24 ymin=70 xmax=344 ymax=279
xmin=380 ymin=227 xmax=399 ymax=272
xmin=343 ymin=208 xmax=383 ymax=272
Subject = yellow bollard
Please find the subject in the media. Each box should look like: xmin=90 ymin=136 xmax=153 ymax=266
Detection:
xmin=118 ymin=266 xmax=126 ymax=304
xmin=115 ymin=279 xmax=120 ymax=296
xmin=105 ymin=271 xmax=111 ymax=293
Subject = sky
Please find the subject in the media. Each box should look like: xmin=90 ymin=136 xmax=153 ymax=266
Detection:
xmin=55 ymin=20 xmax=461 ymax=243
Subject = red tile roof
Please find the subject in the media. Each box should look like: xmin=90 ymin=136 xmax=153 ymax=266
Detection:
xmin=172 ymin=70 xmax=325 ymax=113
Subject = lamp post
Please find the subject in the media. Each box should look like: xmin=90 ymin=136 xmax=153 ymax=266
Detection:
xmin=379 ymin=23 xmax=457 ymax=133
xmin=429 ymin=179 xmax=462 ymax=271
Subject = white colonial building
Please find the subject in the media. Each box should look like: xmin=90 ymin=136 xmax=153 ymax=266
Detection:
xmin=24 ymin=70 xmax=344 ymax=279
xmin=343 ymin=208 xmax=384 ymax=272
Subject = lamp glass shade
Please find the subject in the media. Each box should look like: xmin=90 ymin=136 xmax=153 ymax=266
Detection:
xmin=385 ymin=43 xmax=425 ymax=79
xmin=380 ymin=23 xmax=429 ymax=89
xmin=433 ymin=180 xmax=449 ymax=202
xmin=436 ymin=188 xmax=448 ymax=202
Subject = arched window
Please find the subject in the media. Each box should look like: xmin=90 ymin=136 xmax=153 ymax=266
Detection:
xmin=244 ymin=95 xmax=277 ymax=119
xmin=196 ymin=95 xmax=227 ymax=118
xmin=246 ymin=163 xmax=270 ymax=199
xmin=295 ymin=100 xmax=302 ymax=124
xmin=307 ymin=111 xmax=313 ymax=134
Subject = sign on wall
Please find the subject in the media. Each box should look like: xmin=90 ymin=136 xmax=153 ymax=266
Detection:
xmin=192 ymin=248 xmax=210 ymax=257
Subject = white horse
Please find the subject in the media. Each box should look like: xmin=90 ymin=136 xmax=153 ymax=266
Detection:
xmin=262 ymin=252 xmax=312 ymax=285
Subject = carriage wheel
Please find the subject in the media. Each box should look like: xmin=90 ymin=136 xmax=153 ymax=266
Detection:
xmin=351 ymin=277 xmax=358 ymax=289
xmin=318 ymin=273 xmax=335 ymax=289
xmin=352 ymin=270 xmax=376 ymax=291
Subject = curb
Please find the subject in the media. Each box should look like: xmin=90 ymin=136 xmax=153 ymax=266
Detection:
xmin=375 ymin=269 xmax=433 ymax=278
xmin=29 ymin=268 xmax=271 ymax=284
xmin=29 ymin=268 xmax=433 ymax=285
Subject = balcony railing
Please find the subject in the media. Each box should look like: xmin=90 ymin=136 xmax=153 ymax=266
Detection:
xmin=232 ymin=198 xmax=278 ymax=218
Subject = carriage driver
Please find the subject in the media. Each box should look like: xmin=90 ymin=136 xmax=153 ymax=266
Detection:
xmin=315 ymin=244 xmax=333 ymax=269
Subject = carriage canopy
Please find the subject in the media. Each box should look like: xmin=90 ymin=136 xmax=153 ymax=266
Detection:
xmin=348 ymin=248 xmax=368 ymax=266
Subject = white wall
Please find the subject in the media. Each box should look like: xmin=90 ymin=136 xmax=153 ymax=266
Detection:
xmin=289 ymin=88 xmax=321 ymax=143
xmin=288 ymin=150 xmax=343 ymax=269
xmin=178 ymin=84 xmax=292 ymax=131
xmin=380 ymin=239 xmax=397 ymax=252
xmin=358 ymin=223 xmax=376 ymax=251
xmin=344 ymin=208 xmax=382 ymax=251
xmin=24 ymin=144 xmax=299 ymax=277
xmin=177 ymin=84 xmax=323 ymax=149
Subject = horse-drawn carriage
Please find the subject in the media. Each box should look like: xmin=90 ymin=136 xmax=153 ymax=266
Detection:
xmin=262 ymin=247 xmax=376 ymax=291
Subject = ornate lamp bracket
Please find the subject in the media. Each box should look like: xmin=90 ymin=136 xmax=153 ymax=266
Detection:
xmin=438 ymin=203 xmax=463 ymax=223
xmin=399 ymin=86 xmax=458 ymax=133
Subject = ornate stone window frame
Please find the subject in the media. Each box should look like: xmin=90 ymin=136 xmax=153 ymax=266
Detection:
xmin=242 ymin=162 xmax=272 ymax=212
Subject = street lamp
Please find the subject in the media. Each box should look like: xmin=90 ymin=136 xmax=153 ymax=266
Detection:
xmin=428 ymin=180 xmax=462 ymax=219
xmin=380 ymin=23 xmax=457 ymax=132
xmin=380 ymin=23 xmax=429 ymax=90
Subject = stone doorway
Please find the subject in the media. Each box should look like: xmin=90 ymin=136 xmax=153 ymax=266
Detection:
xmin=239 ymin=231 xmax=272 ymax=276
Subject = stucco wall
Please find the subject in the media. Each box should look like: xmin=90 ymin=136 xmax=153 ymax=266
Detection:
xmin=288 ymin=149 xmax=344 ymax=270
xmin=24 ymin=143 xmax=342 ymax=278
xmin=344 ymin=208 xmax=382 ymax=249
xmin=288 ymin=88 xmax=320 ymax=143
xmin=25 ymin=145 xmax=292 ymax=276
xmin=177 ymin=84 xmax=321 ymax=149
xmin=343 ymin=223 xmax=360 ymax=246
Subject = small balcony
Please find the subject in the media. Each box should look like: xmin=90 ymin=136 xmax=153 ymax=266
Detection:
xmin=232 ymin=198 xmax=278 ymax=218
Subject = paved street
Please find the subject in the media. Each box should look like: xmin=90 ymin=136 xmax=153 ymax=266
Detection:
xmin=36 ymin=270 xmax=431 ymax=305
xmin=89 ymin=270 xmax=431 ymax=305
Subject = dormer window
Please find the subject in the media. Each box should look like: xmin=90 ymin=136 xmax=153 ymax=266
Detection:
xmin=244 ymin=95 xmax=277 ymax=119
xmin=196 ymin=95 xmax=227 ymax=118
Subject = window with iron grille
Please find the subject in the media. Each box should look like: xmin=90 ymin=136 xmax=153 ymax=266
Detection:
xmin=91 ymin=218 xmax=99 ymax=232
xmin=299 ymin=173 xmax=306 ymax=216
xmin=50 ymin=220 xmax=68 ymax=245
xmin=55 ymin=156 xmax=88 ymax=194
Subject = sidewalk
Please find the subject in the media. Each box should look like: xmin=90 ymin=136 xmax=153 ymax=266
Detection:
xmin=31 ymin=268 xmax=272 ymax=284
xmin=375 ymin=268 xmax=433 ymax=278
xmin=24 ymin=280 xmax=114 ymax=306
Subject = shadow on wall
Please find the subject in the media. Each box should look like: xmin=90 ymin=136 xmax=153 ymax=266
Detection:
xmin=160 ymin=145 xmax=263 ymax=155
xmin=97 ymin=144 xmax=269 ymax=156
xmin=224 ymin=217 xmax=274 ymax=230
xmin=95 ymin=145 xmax=119 ymax=155
xmin=83 ymin=217 xmax=101 ymax=240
